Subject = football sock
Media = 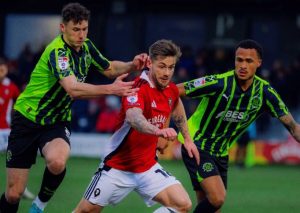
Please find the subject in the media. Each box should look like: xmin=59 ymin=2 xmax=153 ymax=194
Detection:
xmin=193 ymin=198 xmax=219 ymax=213
xmin=37 ymin=167 xmax=66 ymax=203
xmin=0 ymin=193 xmax=19 ymax=213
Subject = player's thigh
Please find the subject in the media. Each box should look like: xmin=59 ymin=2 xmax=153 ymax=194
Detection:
xmin=153 ymin=183 xmax=191 ymax=208
xmin=136 ymin=163 xmax=181 ymax=207
xmin=83 ymin=167 xmax=135 ymax=207
xmin=74 ymin=198 xmax=104 ymax=213
xmin=42 ymin=138 xmax=70 ymax=165
xmin=40 ymin=124 xmax=71 ymax=164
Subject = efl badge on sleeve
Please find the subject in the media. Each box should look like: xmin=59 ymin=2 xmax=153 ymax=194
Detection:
xmin=58 ymin=56 xmax=70 ymax=70
xmin=127 ymin=94 xmax=138 ymax=104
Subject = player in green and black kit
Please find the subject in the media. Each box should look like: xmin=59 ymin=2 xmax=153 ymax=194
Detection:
xmin=177 ymin=39 xmax=300 ymax=213
xmin=0 ymin=3 xmax=147 ymax=213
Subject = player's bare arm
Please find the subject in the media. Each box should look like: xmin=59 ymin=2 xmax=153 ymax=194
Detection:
xmin=172 ymin=98 xmax=200 ymax=164
xmin=176 ymin=83 xmax=187 ymax=97
xmin=279 ymin=113 xmax=300 ymax=142
xmin=103 ymin=53 xmax=148 ymax=78
xmin=60 ymin=73 xmax=139 ymax=99
xmin=126 ymin=107 xmax=177 ymax=140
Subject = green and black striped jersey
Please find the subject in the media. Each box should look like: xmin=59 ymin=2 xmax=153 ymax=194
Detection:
xmin=14 ymin=35 xmax=110 ymax=125
xmin=180 ymin=70 xmax=289 ymax=157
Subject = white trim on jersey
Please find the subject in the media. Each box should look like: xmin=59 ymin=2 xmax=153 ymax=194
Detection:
xmin=99 ymin=121 xmax=131 ymax=161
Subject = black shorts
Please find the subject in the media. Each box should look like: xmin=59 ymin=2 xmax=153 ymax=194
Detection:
xmin=6 ymin=111 xmax=71 ymax=169
xmin=236 ymin=131 xmax=250 ymax=147
xmin=181 ymin=145 xmax=228 ymax=191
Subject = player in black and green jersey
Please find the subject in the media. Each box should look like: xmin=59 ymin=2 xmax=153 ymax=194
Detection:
xmin=0 ymin=3 xmax=147 ymax=213
xmin=177 ymin=40 xmax=300 ymax=213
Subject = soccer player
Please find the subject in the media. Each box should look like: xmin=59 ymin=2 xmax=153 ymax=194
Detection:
xmin=0 ymin=57 xmax=35 ymax=200
xmin=177 ymin=39 xmax=300 ymax=212
xmin=0 ymin=3 xmax=147 ymax=213
xmin=74 ymin=39 xmax=200 ymax=213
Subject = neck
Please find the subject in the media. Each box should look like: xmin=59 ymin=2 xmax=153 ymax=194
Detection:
xmin=238 ymin=78 xmax=253 ymax=91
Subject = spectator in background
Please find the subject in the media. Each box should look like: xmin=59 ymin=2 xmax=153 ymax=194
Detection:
xmin=0 ymin=3 xmax=147 ymax=213
xmin=17 ymin=43 xmax=35 ymax=88
xmin=95 ymin=95 xmax=120 ymax=133
xmin=0 ymin=57 xmax=35 ymax=200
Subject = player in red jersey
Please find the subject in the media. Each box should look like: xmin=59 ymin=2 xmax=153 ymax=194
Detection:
xmin=74 ymin=40 xmax=200 ymax=213
xmin=0 ymin=57 xmax=35 ymax=200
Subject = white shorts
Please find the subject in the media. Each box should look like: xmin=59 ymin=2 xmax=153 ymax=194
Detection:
xmin=0 ymin=129 xmax=10 ymax=151
xmin=84 ymin=163 xmax=181 ymax=207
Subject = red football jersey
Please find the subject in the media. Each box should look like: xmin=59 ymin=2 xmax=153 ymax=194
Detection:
xmin=0 ymin=78 xmax=19 ymax=128
xmin=103 ymin=71 xmax=179 ymax=172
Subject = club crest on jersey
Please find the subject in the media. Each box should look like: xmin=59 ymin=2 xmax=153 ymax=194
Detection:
xmin=202 ymin=162 xmax=214 ymax=172
xmin=127 ymin=94 xmax=138 ymax=104
xmin=250 ymin=95 xmax=261 ymax=109
xmin=58 ymin=56 xmax=69 ymax=70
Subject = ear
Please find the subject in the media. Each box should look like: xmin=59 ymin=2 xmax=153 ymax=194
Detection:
xmin=60 ymin=23 xmax=65 ymax=33
xmin=257 ymin=59 xmax=262 ymax=68
xmin=146 ymin=58 xmax=152 ymax=69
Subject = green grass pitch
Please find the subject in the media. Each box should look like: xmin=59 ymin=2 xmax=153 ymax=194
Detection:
xmin=1 ymin=153 xmax=300 ymax=212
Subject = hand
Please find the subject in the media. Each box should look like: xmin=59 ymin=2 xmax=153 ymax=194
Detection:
xmin=110 ymin=73 xmax=139 ymax=96
xmin=155 ymin=128 xmax=177 ymax=141
xmin=183 ymin=140 xmax=200 ymax=165
xmin=156 ymin=138 xmax=169 ymax=154
xmin=132 ymin=53 xmax=148 ymax=71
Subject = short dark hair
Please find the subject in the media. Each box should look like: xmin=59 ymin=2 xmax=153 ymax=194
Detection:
xmin=149 ymin=39 xmax=182 ymax=62
xmin=235 ymin=39 xmax=263 ymax=60
xmin=62 ymin=3 xmax=90 ymax=24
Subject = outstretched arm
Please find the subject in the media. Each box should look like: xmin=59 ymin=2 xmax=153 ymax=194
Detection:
xmin=103 ymin=53 xmax=148 ymax=79
xmin=172 ymin=98 xmax=200 ymax=164
xmin=126 ymin=107 xmax=177 ymax=141
xmin=279 ymin=113 xmax=300 ymax=142
xmin=60 ymin=73 xmax=138 ymax=99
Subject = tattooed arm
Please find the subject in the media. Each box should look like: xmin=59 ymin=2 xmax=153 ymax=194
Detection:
xmin=279 ymin=113 xmax=300 ymax=142
xmin=126 ymin=107 xmax=177 ymax=140
xmin=172 ymin=98 xmax=200 ymax=164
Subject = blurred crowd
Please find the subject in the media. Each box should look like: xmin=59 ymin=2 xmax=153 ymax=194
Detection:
xmin=4 ymin=43 xmax=300 ymax=135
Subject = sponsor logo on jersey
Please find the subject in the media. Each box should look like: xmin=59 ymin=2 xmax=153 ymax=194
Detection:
xmin=147 ymin=115 xmax=167 ymax=128
xmin=127 ymin=95 xmax=138 ymax=104
xmin=222 ymin=93 xmax=229 ymax=101
xmin=151 ymin=100 xmax=157 ymax=108
xmin=216 ymin=110 xmax=247 ymax=123
xmin=58 ymin=56 xmax=69 ymax=70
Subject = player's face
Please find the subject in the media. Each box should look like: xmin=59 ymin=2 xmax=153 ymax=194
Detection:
xmin=235 ymin=47 xmax=262 ymax=82
xmin=149 ymin=56 xmax=176 ymax=90
xmin=0 ymin=64 xmax=8 ymax=82
xmin=60 ymin=20 xmax=88 ymax=52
